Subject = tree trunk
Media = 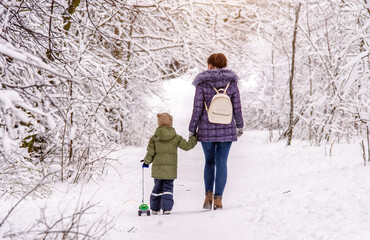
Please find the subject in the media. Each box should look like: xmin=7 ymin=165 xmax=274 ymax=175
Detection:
xmin=269 ymin=47 xmax=275 ymax=142
xmin=367 ymin=125 xmax=370 ymax=163
xmin=60 ymin=0 xmax=80 ymax=181
xmin=287 ymin=3 xmax=301 ymax=146
xmin=63 ymin=0 xmax=81 ymax=32
xmin=306 ymin=5 xmax=313 ymax=144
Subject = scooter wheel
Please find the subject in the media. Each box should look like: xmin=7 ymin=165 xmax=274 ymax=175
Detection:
xmin=147 ymin=211 xmax=150 ymax=216
xmin=138 ymin=211 xmax=142 ymax=216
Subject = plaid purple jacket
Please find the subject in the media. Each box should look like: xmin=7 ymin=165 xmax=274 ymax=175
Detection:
xmin=188 ymin=68 xmax=244 ymax=142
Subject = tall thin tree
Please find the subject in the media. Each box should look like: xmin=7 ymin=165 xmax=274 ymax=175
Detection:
xmin=287 ymin=3 xmax=301 ymax=146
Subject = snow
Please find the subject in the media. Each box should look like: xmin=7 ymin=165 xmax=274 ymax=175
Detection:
xmin=96 ymin=115 xmax=120 ymax=137
xmin=47 ymin=114 xmax=57 ymax=130
xmin=0 ymin=39 xmax=74 ymax=81
xmin=0 ymin=90 xmax=48 ymax=120
xmin=0 ymin=90 xmax=24 ymax=111
xmin=1 ymin=77 xmax=370 ymax=239
xmin=1 ymin=130 xmax=13 ymax=154
xmin=365 ymin=1 xmax=370 ymax=9
xmin=341 ymin=51 xmax=370 ymax=70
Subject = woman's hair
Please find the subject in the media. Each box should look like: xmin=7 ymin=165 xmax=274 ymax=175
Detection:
xmin=207 ymin=53 xmax=227 ymax=69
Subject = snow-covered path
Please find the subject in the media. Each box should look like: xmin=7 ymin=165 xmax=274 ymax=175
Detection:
xmin=2 ymin=77 xmax=370 ymax=240
xmin=108 ymin=77 xmax=370 ymax=240
xmin=111 ymin=132 xmax=370 ymax=240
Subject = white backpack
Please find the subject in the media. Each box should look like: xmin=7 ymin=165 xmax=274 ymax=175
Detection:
xmin=204 ymin=82 xmax=232 ymax=124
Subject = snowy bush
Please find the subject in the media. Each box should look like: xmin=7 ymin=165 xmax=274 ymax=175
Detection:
xmin=0 ymin=197 xmax=114 ymax=240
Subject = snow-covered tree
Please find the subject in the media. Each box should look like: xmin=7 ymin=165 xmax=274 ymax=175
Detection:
xmin=241 ymin=0 xmax=369 ymax=146
xmin=0 ymin=0 xmax=257 ymax=194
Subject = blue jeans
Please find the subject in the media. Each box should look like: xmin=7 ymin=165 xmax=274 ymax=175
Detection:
xmin=201 ymin=142 xmax=232 ymax=196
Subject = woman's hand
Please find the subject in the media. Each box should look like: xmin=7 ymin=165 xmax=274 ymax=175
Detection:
xmin=237 ymin=128 xmax=243 ymax=138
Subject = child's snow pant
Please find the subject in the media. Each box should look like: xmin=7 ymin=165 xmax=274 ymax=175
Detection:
xmin=150 ymin=179 xmax=174 ymax=211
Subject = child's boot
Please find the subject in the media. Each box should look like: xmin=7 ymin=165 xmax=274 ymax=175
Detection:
xmin=203 ymin=191 xmax=213 ymax=209
xmin=163 ymin=210 xmax=171 ymax=215
xmin=214 ymin=195 xmax=223 ymax=210
xmin=151 ymin=210 xmax=160 ymax=215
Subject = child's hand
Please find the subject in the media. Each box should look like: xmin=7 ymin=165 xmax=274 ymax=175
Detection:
xmin=140 ymin=159 xmax=149 ymax=168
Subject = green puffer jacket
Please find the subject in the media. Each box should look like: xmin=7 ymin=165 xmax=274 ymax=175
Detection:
xmin=144 ymin=126 xmax=197 ymax=179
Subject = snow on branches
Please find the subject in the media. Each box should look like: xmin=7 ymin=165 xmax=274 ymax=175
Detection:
xmin=0 ymin=0 xmax=256 ymax=190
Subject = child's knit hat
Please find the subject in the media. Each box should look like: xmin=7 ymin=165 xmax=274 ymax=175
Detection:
xmin=157 ymin=113 xmax=173 ymax=127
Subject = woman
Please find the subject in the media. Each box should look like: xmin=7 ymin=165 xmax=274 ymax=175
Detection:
xmin=189 ymin=53 xmax=244 ymax=210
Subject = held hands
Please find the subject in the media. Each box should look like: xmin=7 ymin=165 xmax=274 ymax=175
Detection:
xmin=236 ymin=128 xmax=243 ymax=138
xmin=189 ymin=131 xmax=195 ymax=138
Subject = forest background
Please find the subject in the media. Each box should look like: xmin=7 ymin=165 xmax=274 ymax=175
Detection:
xmin=0 ymin=0 xmax=369 ymax=238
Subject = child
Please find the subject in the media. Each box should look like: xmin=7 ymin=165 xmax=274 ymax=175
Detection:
xmin=142 ymin=113 xmax=197 ymax=215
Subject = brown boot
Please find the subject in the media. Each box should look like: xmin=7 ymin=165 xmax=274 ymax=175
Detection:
xmin=203 ymin=191 xmax=213 ymax=210
xmin=214 ymin=195 xmax=223 ymax=210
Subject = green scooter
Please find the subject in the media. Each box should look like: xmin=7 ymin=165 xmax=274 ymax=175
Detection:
xmin=138 ymin=165 xmax=150 ymax=216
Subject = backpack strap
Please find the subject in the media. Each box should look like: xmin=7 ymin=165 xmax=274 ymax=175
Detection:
xmin=213 ymin=82 xmax=231 ymax=94
xmin=224 ymin=82 xmax=231 ymax=93
xmin=204 ymin=101 xmax=208 ymax=111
